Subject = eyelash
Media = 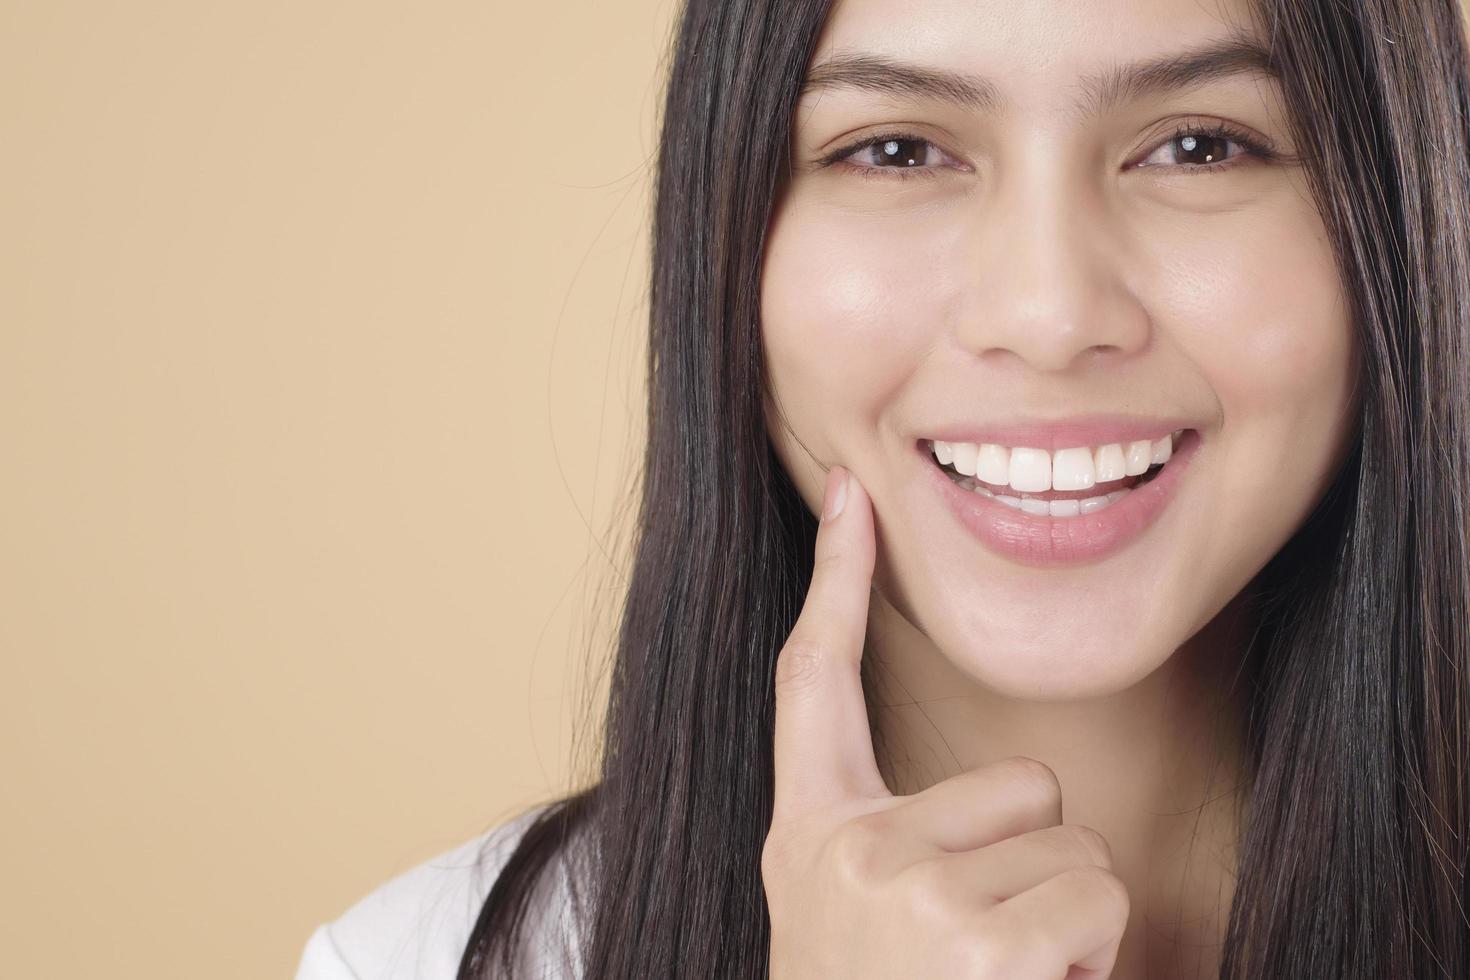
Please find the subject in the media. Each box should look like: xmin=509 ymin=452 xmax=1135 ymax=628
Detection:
xmin=817 ymin=120 xmax=1279 ymax=181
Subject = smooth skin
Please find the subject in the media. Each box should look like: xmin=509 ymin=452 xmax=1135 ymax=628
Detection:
xmin=765 ymin=467 xmax=1129 ymax=978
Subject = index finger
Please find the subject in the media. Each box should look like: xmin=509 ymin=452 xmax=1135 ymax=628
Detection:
xmin=770 ymin=466 xmax=890 ymax=820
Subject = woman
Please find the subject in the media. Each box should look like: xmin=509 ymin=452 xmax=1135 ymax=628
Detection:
xmin=295 ymin=0 xmax=1470 ymax=975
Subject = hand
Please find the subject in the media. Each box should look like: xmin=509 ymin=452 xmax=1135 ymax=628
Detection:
xmin=762 ymin=465 xmax=1130 ymax=979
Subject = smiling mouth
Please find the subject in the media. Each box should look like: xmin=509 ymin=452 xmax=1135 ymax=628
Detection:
xmin=923 ymin=430 xmax=1187 ymax=517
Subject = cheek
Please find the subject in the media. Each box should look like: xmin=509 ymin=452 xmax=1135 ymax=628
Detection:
xmin=760 ymin=203 xmax=953 ymax=444
xmin=1181 ymin=220 xmax=1352 ymax=431
xmin=1149 ymin=198 xmax=1358 ymax=553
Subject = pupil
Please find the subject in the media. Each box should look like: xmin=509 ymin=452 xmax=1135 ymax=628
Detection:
xmin=878 ymin=138 xmax=924 ymax=167
xmin=1177 ymin=133 xmax=1228 ymax=165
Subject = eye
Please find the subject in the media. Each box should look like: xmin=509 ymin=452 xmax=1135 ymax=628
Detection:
xmin=1134 ymin=121 xmax=1278 ymax=175
xmin=817 ymin=131 xmax=964 ymax=181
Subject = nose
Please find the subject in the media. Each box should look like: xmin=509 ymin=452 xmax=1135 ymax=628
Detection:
xmin=952 ymin=175 xmax=1151 ymax=373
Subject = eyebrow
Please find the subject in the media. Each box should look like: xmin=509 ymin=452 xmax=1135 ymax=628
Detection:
xmin=801 ymin=32 xmax=1281 ymax=121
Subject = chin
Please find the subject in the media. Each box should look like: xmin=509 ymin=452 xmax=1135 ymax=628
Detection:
xmin=942 ymin=609 xmax=1172 ymax=701
xmin=871 ymin=544 xmax=1202 ymax=703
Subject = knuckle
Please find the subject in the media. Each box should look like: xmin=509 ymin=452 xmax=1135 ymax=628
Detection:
xmin=894 ymin=857 xmax=943 ymax=910
xmin=1068 ymin=824 xmax=1114 ymax=868
xmin=1066 ymin=864 xmax=1132 ymax=920
xmin=896 ymin=857 xmax=980 ymax=923
xmin=825 ymin=815 xmax=887 ymax=889
xmin=812 ymin=542 xmax=848 ymax=576
xmin=773 ymin=636 xmax=826 ymax=693
xmin=1001 ymin=755 xmax=1062 ymax=806
xmin=759 ymin=829 xmax=791 ymax=883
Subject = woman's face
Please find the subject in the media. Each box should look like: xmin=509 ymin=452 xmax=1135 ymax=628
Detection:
xmin=761 ymin=0 xmax=1360 ymax=698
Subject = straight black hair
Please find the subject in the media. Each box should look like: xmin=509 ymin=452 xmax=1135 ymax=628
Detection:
xmin=460 ymin=0 xmax=1470 ymax=976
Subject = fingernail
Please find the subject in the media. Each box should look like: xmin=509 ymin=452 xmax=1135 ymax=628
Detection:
xmin=822 ymin=466 xmax=849 ymax=522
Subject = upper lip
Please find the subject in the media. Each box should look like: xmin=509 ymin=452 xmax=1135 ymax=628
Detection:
xmin=921 ymin=414 xmax=1201 ymax=453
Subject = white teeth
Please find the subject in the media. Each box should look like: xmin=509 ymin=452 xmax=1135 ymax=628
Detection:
xmin=976 ymin=443 xmax=1010 ymax=485
xmin=1094 ymin=443 xmax=1126 ymax=482
xmin=1050 ymin=447 xmax=1096 ymax=492
xmin=932 ymin=430 xmax=1189 ymax=507
xmin=1008 ymin=447 xmax=1052 ymax=492
xmin=1123 ymin=440 xmax=1153 ymax=476
xmin=994 ymin=487 xmax=1134 ymax=516
xmin=950 ymin=441 xmax=978 ymax=476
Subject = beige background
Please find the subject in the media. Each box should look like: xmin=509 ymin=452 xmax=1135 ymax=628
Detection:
xmin=1 ymin=1 xmax=675 ymax=976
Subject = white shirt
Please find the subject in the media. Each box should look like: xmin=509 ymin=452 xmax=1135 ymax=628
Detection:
xmin=294 ymin=802 xmax=584 ymax=979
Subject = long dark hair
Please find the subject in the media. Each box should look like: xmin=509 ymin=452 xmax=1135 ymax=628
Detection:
xmin=460 ymin=0 xmax=1470 ymax=976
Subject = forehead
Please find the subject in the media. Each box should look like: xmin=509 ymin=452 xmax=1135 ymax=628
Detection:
xmin=811 ymin=0 xmax=1265 ymax=112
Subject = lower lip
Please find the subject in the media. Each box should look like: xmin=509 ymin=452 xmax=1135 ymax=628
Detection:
xmin=921 ymin=429 xmax=1201 ymax=567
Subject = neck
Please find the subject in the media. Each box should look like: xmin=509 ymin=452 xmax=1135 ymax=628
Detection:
xmin=863 ymin=589 xmax=1254 ymax=979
